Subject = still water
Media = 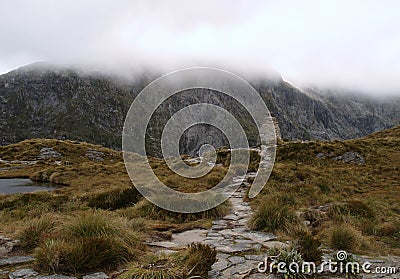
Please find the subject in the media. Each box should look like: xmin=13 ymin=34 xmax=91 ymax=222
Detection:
xmin=0 ymin=178 xmax=57 ymax=194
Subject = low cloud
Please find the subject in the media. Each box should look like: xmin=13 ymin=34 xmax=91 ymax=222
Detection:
xmin=1 ymin=0 xmax=399 ymax=95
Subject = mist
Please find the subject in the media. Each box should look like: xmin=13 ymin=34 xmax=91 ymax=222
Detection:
xmin=1 ymin=0 xmax=399 ymax=96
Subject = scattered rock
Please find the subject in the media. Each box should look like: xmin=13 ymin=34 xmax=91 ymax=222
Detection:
xmin=332 ymin=151 xmax=365 ymax=164
xmin=85 ymin=149 xmax=105 ymax=162
xmin=316 ymin=153 xmax=326 ymax=159
xmin=82 ymin=272 xmax=109 ymax=279
xmin=0 ymin=236 xmax=18 ymax=256
xmin=0 ymin=256 xmax=35 ymax=266
xmin=38 ymin=147 xmax=62 ymax=159
xmin=8 ymin=269 xmax=38 ymax=279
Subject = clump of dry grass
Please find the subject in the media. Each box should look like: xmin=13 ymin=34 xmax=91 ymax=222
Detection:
xmin=34 ymin=210 xmax=144 ymax=273
xmin=185 ymin=243 xmax=216 ymax=278
xmin=294 ymin=228 xmax=323 ymax=263
xmin=251 ymin=198 xmax=300 ymax=234
xmin=118 ymin=243 xmax=216 ymax=279
xmin=87 ymin=187 xmax=142 ymax=210
xmin=18 ymin=215 xmax=59 ymax=250
xmin=328 ymin=223 xmax=364 ymax=252
xmin=118 ymin=256 xmax=186 ymax=279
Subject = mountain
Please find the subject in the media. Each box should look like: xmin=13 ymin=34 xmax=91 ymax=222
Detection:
xmin=0 ymin=63 xmax=399 ymax=156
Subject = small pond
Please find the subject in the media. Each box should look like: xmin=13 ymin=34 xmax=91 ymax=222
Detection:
xmin=0 ymin=178 xmax=57 ymax=194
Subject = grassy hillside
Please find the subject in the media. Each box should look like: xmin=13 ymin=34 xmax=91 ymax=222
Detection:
xmin=0 ymin=126 xmax=399 ymax=275
xmin=251 ymin=125 xmax=400 ymax=255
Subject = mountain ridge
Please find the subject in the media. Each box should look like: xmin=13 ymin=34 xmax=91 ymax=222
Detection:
xmin=1 ymin=63 xmax=399 ymax=156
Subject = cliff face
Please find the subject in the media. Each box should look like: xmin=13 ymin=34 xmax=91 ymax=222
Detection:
xmin=1 ymin=63 xmax=399 ymax=156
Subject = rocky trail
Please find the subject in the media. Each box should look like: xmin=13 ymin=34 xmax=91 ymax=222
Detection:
xmin=148 ymin=173 xmax=400 ymax=279
xmin=149 ymin=173 xmax=288 ymax=278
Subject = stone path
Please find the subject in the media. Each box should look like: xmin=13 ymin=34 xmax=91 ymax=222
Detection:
xmin=148 ymin=172 xmax=400 ymax=279
xmin=205 ymin=174 xmax=286 ymax=279
xmin=149 ymin=173 xmax=288 ymax=278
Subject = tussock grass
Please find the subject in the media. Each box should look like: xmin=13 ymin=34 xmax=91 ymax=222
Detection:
xmin=87 ymin=187 xmax=141 ymax=210
xmin=328 ymin=223 xmax=364 ymax=252
xmin=294 ymin=228 xmax=322 ymax=263
xmin=251 ymin=198 xmax=300 ymax=234
xmin=19 ymin=215 xmax=59 ymax=249
xmin=185 ymin=243 xmax=217 ymax=278
xmin=118 ymin=258 xmax=185 ymax=279
xmin=34 ymin=210 xmax=144 ymax=273
xmin=118 ymin=243 xmax=216 ymax=279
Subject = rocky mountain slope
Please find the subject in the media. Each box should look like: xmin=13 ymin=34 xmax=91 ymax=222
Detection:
xmin=1 ymin=63 xmax=399 ymax=156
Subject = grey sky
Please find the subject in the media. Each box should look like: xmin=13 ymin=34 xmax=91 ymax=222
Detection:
xmin=1 ymin=0 xmax=399 ymax=95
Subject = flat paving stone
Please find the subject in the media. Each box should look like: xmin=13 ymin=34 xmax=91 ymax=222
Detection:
xmin=34 ymin=275 xmax=77 ymax=279
xmin=244 ymin=254 xmax=265 ymax=262
xmin=223 ymin=214 xmax=240 ymax=221
xmin=216 ymin=253 xmax=230 ymax=259
xmin=147 ymin=241 xmax=179 ymax=249
xmin=207 ymin=232 xmax=222 ymax=237
xmin=216 ymin=243 xmax=254 ymax=253
xmin=171 ymin=229 xmax=207 ymax=244
xmin=0 ymin=256 xmax=35 ymax=266
xmin=211 ymin=259 xmax=231 ymax=272
xmin=261 ymin=241 xmax=288 ymax=249
xmin=228 ymin=256 xmax=246 ymax=265
xmin=8 ymin=269 xmax=38 ymax=279
xmin=241 ymin=232 xmax=277 ymax=243
xmin=82 ymin=273 xmax=108 ymax=279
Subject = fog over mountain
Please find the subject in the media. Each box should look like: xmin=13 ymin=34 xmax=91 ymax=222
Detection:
xmin=1 ymin=0 xmax=400 ymax=96
xmin=1 ymin=62 xmax=399 ymax=156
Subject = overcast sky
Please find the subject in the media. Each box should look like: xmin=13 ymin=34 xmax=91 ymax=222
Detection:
xmin=1 ymin=0 xmax=399 ymax=95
